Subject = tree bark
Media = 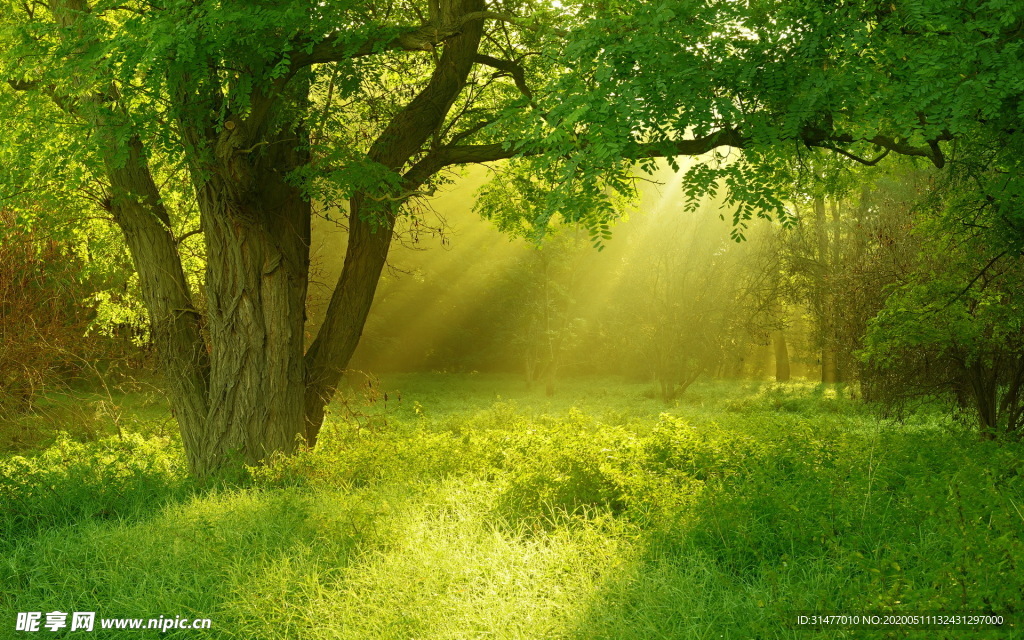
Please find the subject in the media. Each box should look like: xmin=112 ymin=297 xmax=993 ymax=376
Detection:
xmin=303 ymin=194 xmax=394 ymax=442
xmin=101 ymin=137 xmax=213 ymax=473
xmin=194 ymin=128 xmax=311 ymax=473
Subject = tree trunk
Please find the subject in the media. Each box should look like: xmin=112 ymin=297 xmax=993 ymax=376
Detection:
xmin=966 ymin=361 xmax=998 ymax=440
xmin=303 ymin=0 xmax=486 ymax=443
xmin=821 ymin=349 xmax=838 ymax=385
xmin=814 ymin=196 xmax=838 ymax=384
xmin=303 ymin=194 xmax=394 ymax=442
xmin=773 ymin=330 xmax=791 ymax=382
xmin=194 ymin=132 xmax=311 ymax=474
xmin=101 ymin=137 xmax=212 ymax=473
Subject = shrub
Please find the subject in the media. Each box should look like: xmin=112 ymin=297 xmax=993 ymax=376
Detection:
xmin=0 ymin=210 xmax=138 ymax=417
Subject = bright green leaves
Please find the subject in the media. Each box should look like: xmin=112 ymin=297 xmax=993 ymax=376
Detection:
xmin=864 ymin=246 xmax=1024 ymax=399
xmin=476 ymin=154 xmax=637 ymax=249
xmin=475 ymin=0 xmax=1024 ymax=243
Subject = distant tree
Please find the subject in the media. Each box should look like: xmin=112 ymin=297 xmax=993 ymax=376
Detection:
xmin=518 ymin=235 xmax=587 ymax=396
xmin=865 ymin=243 xmax=1024 ymax=439
xmin=775 ymin=166 xmax=931 ymax=389
xmin=783 ymin=194 xmax=856 ymax=384
xmin=605 ymin=203 xmax=762 ymax=400
xmin=863 ymin=159 xmax=1024 ymax=440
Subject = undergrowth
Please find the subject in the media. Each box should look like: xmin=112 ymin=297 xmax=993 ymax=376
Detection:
xmin=1 ymin=377 xmax=1022 ymax=638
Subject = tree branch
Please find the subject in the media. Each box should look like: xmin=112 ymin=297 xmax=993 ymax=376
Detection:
xmin=407 ymin=121 xmax=949 ymax=183
xmin=6 ymin=78 xmax=80 ymax=114
xmin=291 ymin=25 xmax=452 ymax=68
xmin=812 ymin=144 xmax=891 ymax=166
xmin=938 ymin=250 xmax=1010 ymax=311
xmin=287 ymin=8 xmax=559 ymax=73
xmin=801 ymin=123 xmax=950 ymax=168
xmin=446 ymin=116 xmax=498 ymax=145
xmin=290 ymin=11 xmax=503 ymax=70
xmin=864 ymin=134 xmax=949 ymax=168
xmin=474 ymin=53 xmax=533 ymax=100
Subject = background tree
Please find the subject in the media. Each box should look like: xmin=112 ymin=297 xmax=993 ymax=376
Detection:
xmin=614 ymin=203 xmax=758 ymax=400
xmin=863 ymin=161 xmax=1024 ymax=439
xmin=503 ymin=230 xmax=588 ymax=395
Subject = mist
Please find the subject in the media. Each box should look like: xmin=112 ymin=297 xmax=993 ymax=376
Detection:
xmin=309 ymin=164 xmax=831 ymax=396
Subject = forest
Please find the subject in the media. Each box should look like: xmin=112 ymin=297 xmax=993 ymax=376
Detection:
xmin=1 ymin=0 xmax=1023 ymax=637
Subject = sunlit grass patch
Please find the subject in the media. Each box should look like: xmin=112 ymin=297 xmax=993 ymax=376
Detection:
xmin=0 ymin=432 xmax=190 ymax=539
xmin=2 ymin=376 xmax=1022 ymax=639
xmin=1 ymin=479 xmax=645 ymax=639
xmin=219 ymin=481 xmax=643 ymax=640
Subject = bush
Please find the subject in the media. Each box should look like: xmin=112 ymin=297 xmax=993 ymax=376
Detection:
xmin=0 ymin=210 xmax=138 ymax=416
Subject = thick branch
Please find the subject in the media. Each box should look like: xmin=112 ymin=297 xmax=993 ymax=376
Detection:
xmin=637 ymin=128 xmax=747 ymax=158
xmin=421 ymin=124 xmax=947 ymax=170
xmin=474 ymin=53 xmax=533 ymax=100
xmin=412 ymin=127 xmax=747 ymax=170
xmin=864 ymin=134 xmax=948 ymax=168
xmin=303 ymin=0 xmax=489 ymax=443
xmin=291 ymin=25 xmax=451 ymax=67
xmin=287 ymin=7 xmax=560 ymax=72
xmin=6 ymin=78 xmax=80 ymax=114
xmin=290 ymin=11 xmax=513 ymax=70
xmin=802 ymin=123 xmax=950 ymax=168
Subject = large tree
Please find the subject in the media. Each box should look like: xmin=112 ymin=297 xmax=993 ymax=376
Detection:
xmin=1 ymin=0 xmax=548 ymax=476
xmin=1 ymin=0 xmax=1017 ymax=475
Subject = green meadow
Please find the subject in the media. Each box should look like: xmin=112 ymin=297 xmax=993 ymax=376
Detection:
xmin=2 ymin=376 xmax=1021 ymax=639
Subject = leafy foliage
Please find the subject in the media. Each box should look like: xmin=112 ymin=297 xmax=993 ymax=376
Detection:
xmin=478 ymin=0 xmax=1024 ymax=241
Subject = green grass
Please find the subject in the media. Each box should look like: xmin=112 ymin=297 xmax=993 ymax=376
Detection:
xmin=0 ymin=385 xmax=173 ymax=452
xmin=1 ymin=376 xmax=1022 ymax=638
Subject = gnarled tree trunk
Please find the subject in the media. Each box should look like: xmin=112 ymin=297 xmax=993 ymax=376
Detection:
xmin=101 ymin=137 xmax=212 ymax=472
xmin=194 ymin=129 xmax=312 ymax=472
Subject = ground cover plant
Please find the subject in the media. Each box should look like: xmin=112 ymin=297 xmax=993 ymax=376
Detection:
xmin=2 ymin=376 xmax=1021 ymax=639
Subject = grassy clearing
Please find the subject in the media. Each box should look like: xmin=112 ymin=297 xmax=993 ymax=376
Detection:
xmin=1 ymin=376 xmax=1022 ymax=639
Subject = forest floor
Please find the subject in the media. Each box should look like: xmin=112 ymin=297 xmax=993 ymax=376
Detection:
xmin=1 ymin=375 xmax=1022 ymax=639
